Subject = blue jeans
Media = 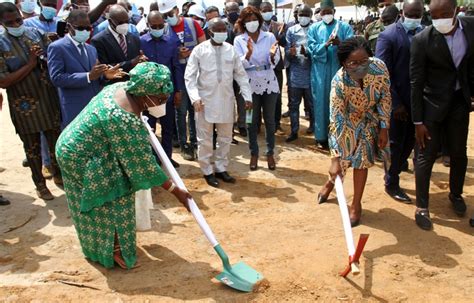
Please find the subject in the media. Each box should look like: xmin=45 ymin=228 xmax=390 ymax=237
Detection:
xmin=40 ymin=132 xmax=51 ymax=166
xmin=289 ymin=87 xmax=314 ymax=135
xmin=176 ymin=90 xmax=196 ymax=147
xmin=248 ymin=93 xmax=277 ymax=156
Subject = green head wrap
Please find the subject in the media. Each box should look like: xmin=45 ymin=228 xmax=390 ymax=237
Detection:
xmin=125 ymin=62 xmax=174 ymax=96
xmin=320 ymin=0 xmax=335 ymax=10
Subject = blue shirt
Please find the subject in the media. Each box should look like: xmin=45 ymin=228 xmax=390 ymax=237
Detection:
xmin=94 ymin=20 xmax=139 ymax=37
xmin=285 ymin=24 xmax=311 ymax=88
xmin=140 ymin=31 xmax=184 ymax=91
xmin=23 ymin=16 xmax=58 ymax=34
xmin=444 ymin=18 xmax=467 ymax=89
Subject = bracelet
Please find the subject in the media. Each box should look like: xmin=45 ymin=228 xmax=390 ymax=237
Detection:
xmin=167 ymin=183 xmax=176 ymax=193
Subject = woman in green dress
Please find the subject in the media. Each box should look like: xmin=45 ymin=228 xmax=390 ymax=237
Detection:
xmin=56 ymin=62 xmax=190 ymax=269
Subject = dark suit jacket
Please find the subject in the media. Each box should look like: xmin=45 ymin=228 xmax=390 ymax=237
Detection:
xmin=376 ymin=21 xmax=421 ymax=111
xmin=90 ymin=27 xmax=141 ymax=73
xmin=47 ymin=36 xmax=101 ymax=128
xmin=410 ymin=16 xmax=474 ymax=123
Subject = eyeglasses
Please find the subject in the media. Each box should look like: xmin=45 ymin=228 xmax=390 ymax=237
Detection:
xmin=346 ymin=58 xmax=370 ymax=69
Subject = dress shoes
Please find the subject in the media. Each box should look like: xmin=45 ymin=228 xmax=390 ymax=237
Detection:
xmin=385 ymin=186 xmax=411 ymax=203
xmin=215 ymin=171 xmax=236 ymax=183
xmin=415 ymin=209 xmax=432 ymax=230
xmin=286 ymin=133 xmax=298 ymax=143
xmin=449 ymin=193 xmax=466 ymax=217
xmin=204 ymin=174 xmax=219 ymax=188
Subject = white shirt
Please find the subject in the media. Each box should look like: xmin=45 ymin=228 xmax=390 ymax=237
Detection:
xmin=185 ymin=40 xmax=252 ymax=124
xmin=67 ymin=34 xmax=91 ymax=83
xmin=108 ymin=25 xmax=125 ymax=45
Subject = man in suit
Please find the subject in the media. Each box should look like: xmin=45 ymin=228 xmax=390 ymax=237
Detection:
xmin=410 ymin=0 xmax=474 ymax=230
xmin=91 ymin=4 xmax=146 ymax=79
xmin=376 ymin=0 xmax=424 ymax=203
xmin=48 ymin=9 xmax=125 ymax=128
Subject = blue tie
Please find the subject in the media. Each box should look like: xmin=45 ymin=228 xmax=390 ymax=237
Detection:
xmin=78 ymin=43 xmax=88 ymax=68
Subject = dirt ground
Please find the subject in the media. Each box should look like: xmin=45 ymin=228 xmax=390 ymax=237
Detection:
xmin=1 ymin=88 xmax=473 ymax=303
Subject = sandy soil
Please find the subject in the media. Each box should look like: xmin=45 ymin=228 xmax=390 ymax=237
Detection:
xmin=1 ymin=88 xmax=473 ymax=302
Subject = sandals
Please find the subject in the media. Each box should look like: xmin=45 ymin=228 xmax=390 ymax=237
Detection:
xmin=250 ymin=155 xmax=258 ymax=171
xmin=267 ymin=155 xmax=276 ymax=170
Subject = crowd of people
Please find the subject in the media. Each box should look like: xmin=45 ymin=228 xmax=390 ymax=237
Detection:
xmin=0 ymin=0 xmax=473 ymax=270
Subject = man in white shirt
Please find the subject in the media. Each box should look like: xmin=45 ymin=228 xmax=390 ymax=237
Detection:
xmin=185 ymin=18 xmax=252 ymax=188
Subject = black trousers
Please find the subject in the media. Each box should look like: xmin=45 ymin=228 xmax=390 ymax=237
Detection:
xmin=415 ymin=93 xmax=470 ymax=208
xmin=274 ymin=69 xmax=283 ymax=128
xmin=18 ymin=128 xmax=61 ymax=187
xmin=386 ymin=115 xmax=415 ymax=189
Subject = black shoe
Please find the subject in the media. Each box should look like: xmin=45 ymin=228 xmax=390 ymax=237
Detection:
xmin=415 ymin=209 xmax=432 ymax=230
xmin=22 ymin=158 xmax=29 ymax=167
xmin=0 ymin=195 xmax=10 ymax=206
xmin=238 ymin=127 xmax=247 ymax=137
xmin=385 ymin=186 xmax=412 ymax=203
xmin=449 ymin=193 xmax=466 ymax=217
xmin=170 ymin=159 xmax=180 ymax=168
xmin=181 ymin=144 xmax=195 ymax=161
xmin=215 ymin=171 xmax=236 ymax=183
xmin=282 ymin=111 xmax=290 ymax=118
xmin=286 ymin=133 xmax=298 ymax=143
xmin=204 ymin=174 xmax=219 ymax=188
xmin=401 ymin=161 xmax=409 ymax=172
xmin=172 ymin=139 xmax=180 ymax=148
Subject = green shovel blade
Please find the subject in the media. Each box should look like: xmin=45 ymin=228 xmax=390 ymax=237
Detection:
xmin=214 ymin=245 xmax=264 ymax=292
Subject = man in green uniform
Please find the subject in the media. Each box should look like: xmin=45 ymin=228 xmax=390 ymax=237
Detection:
xmin=365 ymin=1 xmax=400 ymax=53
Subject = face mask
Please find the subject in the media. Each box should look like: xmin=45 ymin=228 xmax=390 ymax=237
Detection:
xmin=41 ymin=6 xmax=57 ymax=20
xmin=20 ymin=1 xmax=36 ymax=14
xmin=347 ymin=62 xmax=370 ymax=80
xmin=115 ymin=23 xmax=129 ymax=35
xmin=105 ymin=13 xmax=110 ymax=19
xmin=432 ymin=16 xmax=455 ymax=34
xmin=71 ymin=29 xmax=90 ymax=43
xmin=7 ymin=25 xmax=25 ymax=37
xmin=262 ymin=12 xmax=273 ymax=22
xmin=166 ymin=14 xmax=179 ymax=26
xmin=322 ymin=14 xmax=334 ymax=24
xmin=239 ymin=5 xmax=244 ymax=13
xmin=245 ymin=20 xmax=259 ymax=33
xmin=128 ymin=11 xmax=133 ymax=19
xmin=211 ymin=32 xmax=227 ymax=44
xmin=403 ymin=17 xmax=421 ymax=31
xmin=150 ymin=28 xmax=164 ymax=38
xmin=458 ymin=12 xmax=465 ymax=17
xmin=299 ymin=16 xmax=310 ymax=27
xmin=314 ymin=13 xmax=322 ymax=22
xmin=146 ymin=96 xmax=167 ymax=118
xmin=227 ymin=12 xmax=239 ymax=23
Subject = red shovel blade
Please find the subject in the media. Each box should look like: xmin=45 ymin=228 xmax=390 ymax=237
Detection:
xmin=340 ymin=234 xmax=369 ymax=277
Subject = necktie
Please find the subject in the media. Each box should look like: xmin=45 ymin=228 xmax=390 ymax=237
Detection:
xmin=78 ymin=43 xmax=88 ymax=68
xmin=119 ymin=34 xmax=127 ymax=57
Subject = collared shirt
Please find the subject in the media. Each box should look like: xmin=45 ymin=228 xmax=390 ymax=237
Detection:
xmin=285 ymin=23 xmax=311 ymax=88
xmin=66 ymin=34 xmax=91 ymax=83
xmin=444 ymin=19 xmax=467 ymax=90
xmin=234 ymin=31 xmax=280 ymax=95
xmin=23 ymin=16 xmax=58 ymax=34
xmin=185 ymin=40 xmax=252 ymax=123
xmin=108 ymin=25 xmax=126 ymax=45
xmin=140 ymin=31 xmax=184 ymax=91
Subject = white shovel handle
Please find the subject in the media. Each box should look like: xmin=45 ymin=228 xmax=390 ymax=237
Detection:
xmin=142 ymin=116 xmax=219 ymax=247
xmin=334 ymin=176 xmax=356 ymax=257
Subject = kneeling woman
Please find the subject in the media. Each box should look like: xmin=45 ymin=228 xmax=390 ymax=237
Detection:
xmin=318 ymin=36 xmax=391 ymax=227
xmin=56 ymin=62 xmax=190 ymax=269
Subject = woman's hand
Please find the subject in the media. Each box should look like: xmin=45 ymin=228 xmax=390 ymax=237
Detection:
xmin=378 ymin=128 xmax=389 ymax=149
xmin=172 ymin=187 xmax=191 ymax=212
xmin=329 ymin=157 xmax=343 ymax=180
xmin=269 ymin=41 xmax=279 ymax=63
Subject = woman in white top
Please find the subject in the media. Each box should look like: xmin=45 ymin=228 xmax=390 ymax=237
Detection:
xmin=234 ymin=6 xmax=280 ymax=171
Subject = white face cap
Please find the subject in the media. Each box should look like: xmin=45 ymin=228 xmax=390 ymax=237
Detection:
xmin=188 ymin=4 xmax=206 ymax=20
xmin=157 ymin=0 xmax=177 ymax=14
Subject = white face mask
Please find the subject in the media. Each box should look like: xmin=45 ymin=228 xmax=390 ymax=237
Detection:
xmin=432 ymin=16 xmax=455 ymax=34
xmin=115 ymin=23 xmax=129 ymax=35
xmin=322 ymin=14 xmax=334 ymax=24
xmin=245 ymin=20 xmax=259 ymax=33
xmin=211 ymin=32 xmax=228 ymax=44
xmin=148 ymin=104 xmax=167 ymax=118
xmin=298 ymin=16 xmax=311 ymax=27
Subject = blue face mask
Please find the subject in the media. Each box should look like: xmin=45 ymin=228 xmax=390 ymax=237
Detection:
xmin=166 ymin=14 xmax=178 ymax=26
xmin=150 ymin=28 xmax=164 ymax=38
xmin=262 ymin=12 xmax=273 ymax=22
xmin=41 ymin=6 xmax=57 ymax=20
xmin=20 ymin=1 xmax=36 ymax=14
xmin=72 ymin=29 xmax=90 ymax=43
xmin=402 ymin=17 xmax=422 ymax=31
xmin=7 ymin=25 xmax=25 ymax=37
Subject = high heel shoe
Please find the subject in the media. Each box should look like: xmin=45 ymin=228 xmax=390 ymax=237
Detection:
xmin=317 ymin=180 xmax=334 ymax=204
xmin=250 ymin=155 xmax=258 ymax=171
xmin=267 ymin=155 xmax=276 ymax=170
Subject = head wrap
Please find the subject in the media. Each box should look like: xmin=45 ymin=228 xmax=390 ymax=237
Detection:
xmin=320 ymin=0 xmax=335 ymax=10
xmin=125 ymin=62 xmax=174 ymax=96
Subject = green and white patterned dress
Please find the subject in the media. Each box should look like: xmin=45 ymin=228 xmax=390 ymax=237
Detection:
xmin=56 ymin=82 xmax=168 ymax=269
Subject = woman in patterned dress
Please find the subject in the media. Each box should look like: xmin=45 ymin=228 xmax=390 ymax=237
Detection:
xmin=317 ymin=37 xmax=391 ymax=227
xmin=56 ymin=62 xmax=190 ymax=269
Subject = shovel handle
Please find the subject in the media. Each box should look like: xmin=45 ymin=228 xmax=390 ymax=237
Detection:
xmin=142 ymin=116 xmax=219 ymax=247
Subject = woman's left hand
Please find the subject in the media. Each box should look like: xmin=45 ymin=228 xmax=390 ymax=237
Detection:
xmin=172 ymin=187 xmax=191 ymax=212
xmin=269 ymin=41 xmax=279 ymax=62
xmin=378 ymin=128 xmax=389 ymax=149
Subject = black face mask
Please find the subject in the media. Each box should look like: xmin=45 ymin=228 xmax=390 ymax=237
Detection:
xmin=228 ymin=12 xmax=239 ymax=23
